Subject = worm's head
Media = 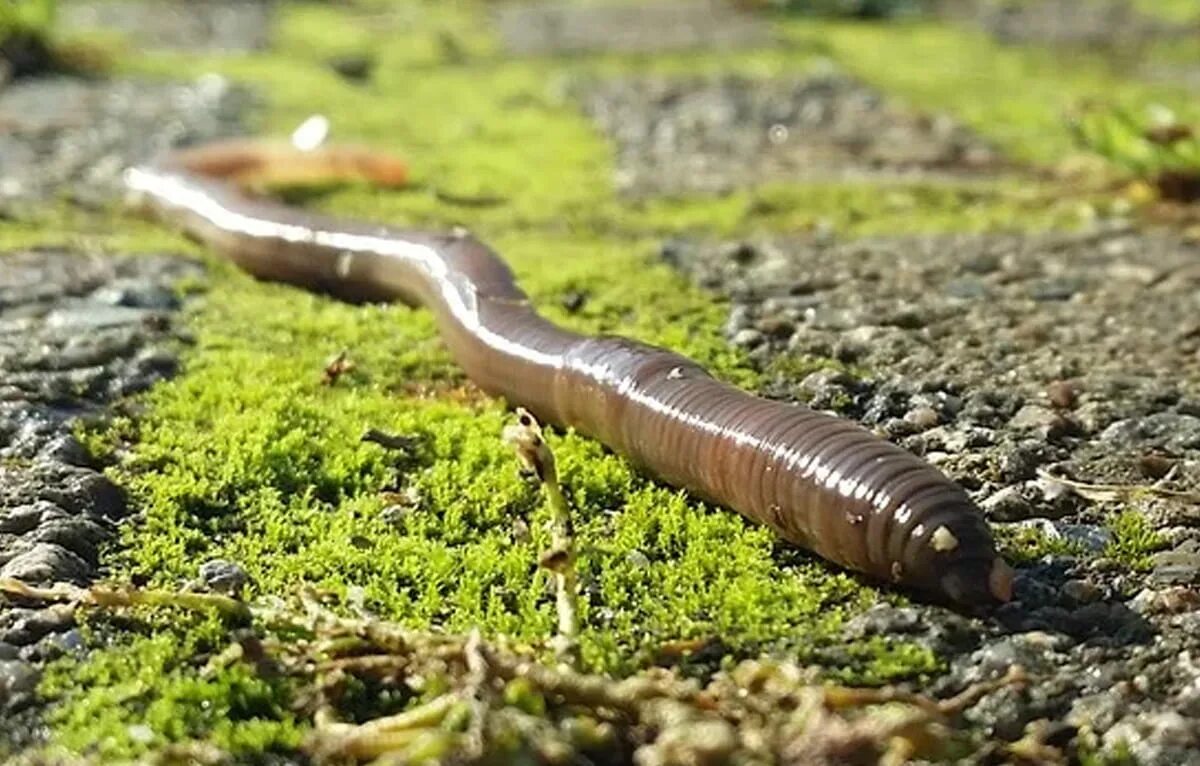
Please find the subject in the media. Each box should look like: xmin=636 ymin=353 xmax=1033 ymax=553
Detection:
xmin=939 ymin=555 xmax=1014 ymax=605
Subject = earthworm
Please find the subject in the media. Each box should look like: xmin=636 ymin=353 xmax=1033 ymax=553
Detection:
xmin=124 ymin=139 xmax=1014 ymax=605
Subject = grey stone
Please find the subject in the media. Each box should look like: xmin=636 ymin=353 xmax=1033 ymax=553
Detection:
xmin=0 ymin=659 xmax=39 ymax=710
xmin=1062 ymin=579 xmax=1102 ymax=604
xmin=60 ymin=0 xmax=273 ymax=53
xmin=89 ymin=279 xmax=180 ymax=310
xmin=903 ymin=405 xmax=940 ymax=431
xmin=1152 ymin=542 xmax=1200 ymax=586
xmin=498 ymin=0 xmax=767 ymax=57
xmin=27 ymin=517 xmax=109 ymax=564
xmin=578 ymin=71 xmax=999 ymax=197
xmin=981 ymin=486 xmax=1035 ymax=521
xmin=0 ymin=543 xmax=92 ymax=583
xmin=0 ymin=502 xmax=65 ymax=536
xmin=1103 ymin=414 xmax=1200 ymax=453
xmin=198 ymin=559 xmax=250 ymax=595
xmin=730 ymin=328 xmax=763 ymax=348
xmin=0 ymin=605 xmax=74 ymax=646
xmin=0 ymin=75 xmax=252 ymax=203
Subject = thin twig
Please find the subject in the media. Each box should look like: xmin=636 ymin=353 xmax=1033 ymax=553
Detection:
xmin=503 ymin=408 xmax=580 ymax=667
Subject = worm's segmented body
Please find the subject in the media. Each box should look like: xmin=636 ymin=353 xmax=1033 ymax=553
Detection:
xmin=125 ymin=141 xmax=1013 ymax=604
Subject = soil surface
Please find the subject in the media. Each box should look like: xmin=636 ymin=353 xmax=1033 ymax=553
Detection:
xmin=497 ymin=0 xmax=769 ymax=56
xmin=662 ymin=226 xmax=1200 ymax=764
xmin=59 ymin=0 xmax=274 ymax=53
xmin=943 ymin=0 xmax=1175 ymax=48
xmin=0 ymin=249 xmax=200 ymax=744
xmin=0 ymin=43 xmax=238 ymax=752
xmin=0 ymin=75 xmax=252 ymax=205
xmin=577 ymin=69 xmax=1004 ymax=197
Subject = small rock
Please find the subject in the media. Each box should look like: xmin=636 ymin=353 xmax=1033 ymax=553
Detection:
xmin=1057 ymin=523 xmax=1114 ymax=553
xmin=844 ymin=604 xmax=922 ymax=637
xmin=89 ymin=279 xmax=180 ymax=310
xmin=1138 ymin=454 xmax=1176 ymax=480
xmin=625 ymin=550 xmax=651 ymax=569
xmin=1009 ymin=404 xmax=1073 ymax=439
xmin=380 ymin=504 xmax=414 ymax=527
xmin=37 ymin=466 xmax=127 ymax=520
xmin=1062 ymin=579 xmax=1101 ymax=604
xmin=981 ymin=486 xmax=1035 ymax=521
xmin=730 ymin=328 xmax=763 ymax=348
xmin=1011 ymin=519 xmax=1112 ymax=554
xmin=1030 ymin=277 xmax=1082 ymax=302
xmin=1069 ymin=691 xmax=1131 ymax=735
xmin=27 ymin=517 xmax=109 ymax=564
xmin=560 ymin=290 xmax=587 ymax=313
xmin=1130 ymin=586 xmax=1200 ymax=616
xmin=719 ymin=241 xmax=758 ymax=265
xmin=38 ymin=434 xmax=93 ymax=466
xmin=1102 ymin=413 xmax=1200 ymax=453
xmin=942 ymin=426 xmax=996 ymax=452
xmin=198 ymin=559 xmax=249 ymax=595
xmin=511 ymin=518 xmax=531 ymax=544
xmin=0 ymin=659 xmax=39 ymax=710
xmin=998 ymin=440 xmax=1052 ymax=483
xmin=0 ymin=543 xmax=92 ymax=583
xmin=1046 ymin=380 xmax=1078 ymax=409
xmin=903 ymin=405 xmax=940 ymax=431
xmin=327 ymin=53 xmax=375 ymax=83
xmin=1102 ymin=711 xmax=1199 ymax=766
xmin=0 ymin=501 xmax=66 ymax=536
xmin=44 ymin=304 xmax=155 ymax=331
xmin=0 ymin=605 xmax=75 ymax=646
xmin=944 ymin=276 xmax=989 ymax=300
xmin=1152 ymin=541 xmax=1200 ymax=586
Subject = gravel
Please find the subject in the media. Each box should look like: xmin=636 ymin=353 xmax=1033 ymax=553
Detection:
xmin=0 ymin=249 xmax=199 ymax=749
xmin=60 ymin=0 xmax=274 ymax=53
xmin=0 ymin=74 xmax=252 ymax=204
xmin=663 ymin=226 xmax=1200 ymax=762
xmin=0 ymin=250 xmax=200 ymax=584
xmin=577 ymin=68 xmax=1003 ymax=196
xmin=496 ymin=0 xmax=768 ymax=57
xmin=940 ymin=0 xmax=1182 ymax=49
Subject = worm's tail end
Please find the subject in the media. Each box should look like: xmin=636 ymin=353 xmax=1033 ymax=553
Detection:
xmin=166 ymin=139 xmax=408 ymax=190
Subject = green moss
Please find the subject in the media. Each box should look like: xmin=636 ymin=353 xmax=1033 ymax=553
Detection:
xmin=993 ymin=522 xmax=1086 ymax=566
xmin=40 ymin=612 xmax=303 ymax=761
xmin=0 ymin=0 xmax=55 ymax=40
xmin=1131 ymin=0 xmax=1200 ymax=23
xmin=1104 ymin=509 xmax=1166 ymax=571
xmin=785 ymin=19 xmax=1200 ymax=166
xmin=995 ymin=509 xmax=1167 ymax=571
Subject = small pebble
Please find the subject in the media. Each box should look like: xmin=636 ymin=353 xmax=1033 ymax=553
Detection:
xmin=980 ymin=486 xmax=1034 ymax=522
xmin=198 ymin=559 xmax=249 ymax=596
xmin=730 ymin=328 xmax=763 ymax=348
xmin=1063 ymin=579 xmax=1101 ymax=604
xmin=1047 ymin=380 xmax=1078 ymax=409
xmin=903 ymin=405 xmax=940 ymax=431
xmin=625 ymin=550 xmax=651 ymax=569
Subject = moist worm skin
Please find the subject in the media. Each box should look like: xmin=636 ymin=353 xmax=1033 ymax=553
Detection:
xmin=124 ymin=142 xmax=1014 ymax=605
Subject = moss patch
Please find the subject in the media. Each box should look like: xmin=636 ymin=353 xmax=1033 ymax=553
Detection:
xmin=786 ymin=19 xmax=1200 ymax=167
